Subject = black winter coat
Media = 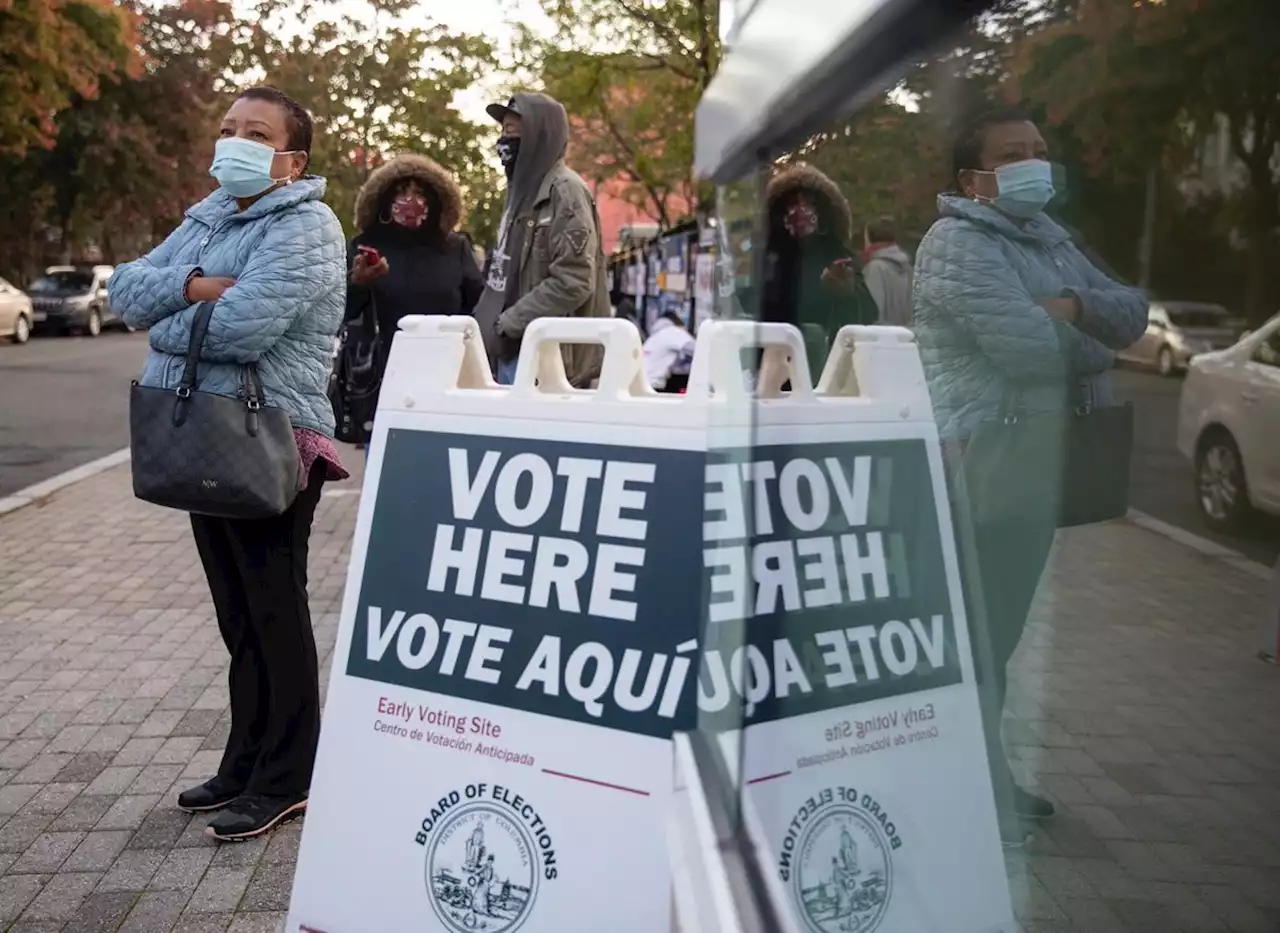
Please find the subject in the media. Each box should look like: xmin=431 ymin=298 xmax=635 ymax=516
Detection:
xmin=344 ymin=227 xmax=484 ymax=337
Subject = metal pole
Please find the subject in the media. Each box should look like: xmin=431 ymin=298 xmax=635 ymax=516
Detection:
xmin=1137 ymin=169 xmax=1157 ymax=290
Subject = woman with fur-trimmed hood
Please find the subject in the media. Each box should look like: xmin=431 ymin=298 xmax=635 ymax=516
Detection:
xmin=345 ymin=154 xmax=484 ymax=341
xmin=752 ymin=162 xmax=878 ymax=372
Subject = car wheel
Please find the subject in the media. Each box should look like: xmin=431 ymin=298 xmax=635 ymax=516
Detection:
xmin=1195 ymin=430 xmax=1252 ymax=532
xmin=11 ymin=313 xmax=30 ymax=345
xmin=85 ymin=307 xmax=102 ymax=337
xmin=1157 ymin=345 xmax=1176 ymax=377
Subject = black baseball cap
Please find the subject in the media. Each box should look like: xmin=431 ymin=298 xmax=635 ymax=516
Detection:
xmin=486 ymin=97 xmax=520 ymax=124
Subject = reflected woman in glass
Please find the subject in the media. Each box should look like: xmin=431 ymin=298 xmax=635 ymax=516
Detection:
xmin=913 ymin=107 xmax=1146 ymax=834
xmin=752 ymin=164 xmax=879 ymax=376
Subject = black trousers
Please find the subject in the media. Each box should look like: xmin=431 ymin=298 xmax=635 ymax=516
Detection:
xmin=968 ymin=517 xmax=1056 ymax=791
xmin=190 ymin=461 xmax=326 ymax=797
xmin=944 ymin=439 xmax=1057 ymax=802
xmin=971 ymin=521 xmax=1055 ymax=701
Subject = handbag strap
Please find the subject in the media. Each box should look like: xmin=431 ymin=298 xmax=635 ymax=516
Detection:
xmin=177 ymin=302 xmax=217 ymax=397
xmin=178 ymin=302 xmax=267 ymax=409
xmin=363 ymin=282 xmax=378 ymax=336
xmin=242 ymin=364 xmax=266 ymax=409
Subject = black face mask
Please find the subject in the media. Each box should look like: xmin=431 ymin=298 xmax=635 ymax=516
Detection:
xmin=496 ymin=135 xmax=521 ymax=178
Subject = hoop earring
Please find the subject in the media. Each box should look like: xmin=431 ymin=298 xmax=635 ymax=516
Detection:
xmin=380 ymin=211 xmax=393 ymax=224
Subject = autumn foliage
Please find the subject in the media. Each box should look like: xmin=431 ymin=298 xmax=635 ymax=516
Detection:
xmin=0 ymin=0 xmax=500 ymax=285
xmin=0 ymin=0 xmax=140 ymax=157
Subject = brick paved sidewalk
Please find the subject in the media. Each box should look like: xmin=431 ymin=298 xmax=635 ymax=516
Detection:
xmin=0 ymin=458 xmax=362 ymax=933
xmin=1 ymin=457 xmax=1277 ymax=933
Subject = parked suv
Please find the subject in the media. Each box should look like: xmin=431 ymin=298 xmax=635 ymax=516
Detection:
xmin=26 ymin=265 xmax=121 ymax=337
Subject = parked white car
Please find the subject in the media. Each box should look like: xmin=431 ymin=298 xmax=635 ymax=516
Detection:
xmin=1177 ymin=314 xmax=1280 ymax=530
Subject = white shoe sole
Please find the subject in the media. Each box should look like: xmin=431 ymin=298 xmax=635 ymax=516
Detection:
xmin=205 ymin=799 xmax=307 ymax=842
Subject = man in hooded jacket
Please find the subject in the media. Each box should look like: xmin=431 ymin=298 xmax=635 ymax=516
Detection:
xmin=474 ymin=93 xmax=610 ymax=387
xmin=861 ymin=216 xmax=914 ymax=327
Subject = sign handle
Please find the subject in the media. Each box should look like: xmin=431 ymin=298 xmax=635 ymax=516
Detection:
xmin=816 ymin=325 xmax=932 ymax=415
xmin=390 ymin=315 xmax=496 ymax=393
xmin=686 ymin=321 xmax=814 ymax=402
xmin=510 ymin=317 xmax=653 ymax=401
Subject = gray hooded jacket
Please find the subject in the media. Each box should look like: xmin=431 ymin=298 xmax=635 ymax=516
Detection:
xmin=474 ymin=92 xmax=609 ymax=386
xmin=863 ymin=244 xmax=914 ymax=327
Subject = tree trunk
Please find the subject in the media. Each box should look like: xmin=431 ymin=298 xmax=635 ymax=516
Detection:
xmin=1243 ymin=223 xmax=1278 ymax=328
xmin=1227 ymin=108 xmax=1280 ymax=327
xmin=101 ymin=225 xmax=116 ymax=265
xmin=58 ymin=222 xmax=73 ymax=265
xmin=1241 ymin=155 xmax=1280 ymax=328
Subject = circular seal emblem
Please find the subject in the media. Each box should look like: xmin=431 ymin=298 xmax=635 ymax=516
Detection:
xmin=424 ymin=802 xmax=539 ymax=933
xmin=793 ymin=804 xmax=893 ymax=933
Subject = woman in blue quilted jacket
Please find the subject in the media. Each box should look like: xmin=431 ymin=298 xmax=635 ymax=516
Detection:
xmin=109 ymin=87 xmax=347 ymax=842
xmin=913 ymin=107 xmax=1146 ymax=842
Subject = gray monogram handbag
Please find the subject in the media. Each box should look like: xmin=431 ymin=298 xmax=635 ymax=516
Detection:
xmin=129 ymin=301 xmax=301 ymax=519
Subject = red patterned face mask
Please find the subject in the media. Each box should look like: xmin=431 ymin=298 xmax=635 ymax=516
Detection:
xmin=784 ymin=201 xmax=819 ymax=239
xmin=391 ymin=193 xmax=427 ymax=228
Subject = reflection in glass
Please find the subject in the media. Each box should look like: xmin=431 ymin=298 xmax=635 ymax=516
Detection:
xmin=703 ymin=0 xmax=1280 ymax=929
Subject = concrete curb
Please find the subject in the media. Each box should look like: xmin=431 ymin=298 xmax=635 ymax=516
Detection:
xmin=1126 ymin=508 xmax=1273 ymax=581
xmin=0 ymin=447 xmax=131 ymax=518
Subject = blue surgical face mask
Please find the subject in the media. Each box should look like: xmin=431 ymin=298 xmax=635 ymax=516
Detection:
xmin=210 ymin=137 xmax=296 ymax=198
xmin=978 ymin=159 xmax=1055 ymax=218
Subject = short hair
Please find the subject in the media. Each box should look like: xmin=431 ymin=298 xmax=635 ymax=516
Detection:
xmin=237 ymin=86 xmax=313 ymax=161
xmin=865 ymin=216 xmax=896 ymax=243
xmin=951 ymin=105 xmax=1036 ymax=180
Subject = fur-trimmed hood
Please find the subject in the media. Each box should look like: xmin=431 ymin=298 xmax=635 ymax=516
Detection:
xmin=766 ymin=163 xmax=852 ymax=242
xmin=353 ymin=153 xmax=464 ymax=235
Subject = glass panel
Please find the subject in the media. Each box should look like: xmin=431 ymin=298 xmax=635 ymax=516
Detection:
xmin=696 ymin=170 xmax=767 ymax=807
xmin=1254 ymin=323 xmax=1280 ymax=367
xmin=1166 ymin=304 xmax=1230 ymax=328
xmin=708 ymin=1 xmax=1280 ymax=930
xmin=29 ymin=271 xmax=93 ymax=292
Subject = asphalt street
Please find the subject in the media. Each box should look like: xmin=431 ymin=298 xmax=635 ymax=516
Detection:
xmin=1113 ymin=366 xmax=1280 ymax=566
xmin=0 ymin=334 xmax=1275 ymax=565
xmin=0 ymin=330 xmax=147 ymax=496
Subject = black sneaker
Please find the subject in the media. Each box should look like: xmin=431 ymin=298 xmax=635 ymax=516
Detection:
xmin=177 ymin=776 xmax=243 ymax=813
xmin=205 ymin=793 xmax=307 ymax=842
xmin=1010 ymin=785 xmax=1056 ymax=821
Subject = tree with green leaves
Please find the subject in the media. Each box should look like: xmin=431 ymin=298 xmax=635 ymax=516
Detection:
xmin=1013 ymin=0 xmax=1280 ymax=324
xmin=241 ymin=0 xmax=498 ymax=237
xmin=787 ymin=0 xmax=1077 ymax=247
xmin=0 ymin=0 xmax=502 ymax=285
xmin=0 ymin=0 xmax=237 ymax=279
xmin=29 ymin=0 xmax=241 ymax=262
xmin=517 ymin=0 xmax=718 ymax=227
